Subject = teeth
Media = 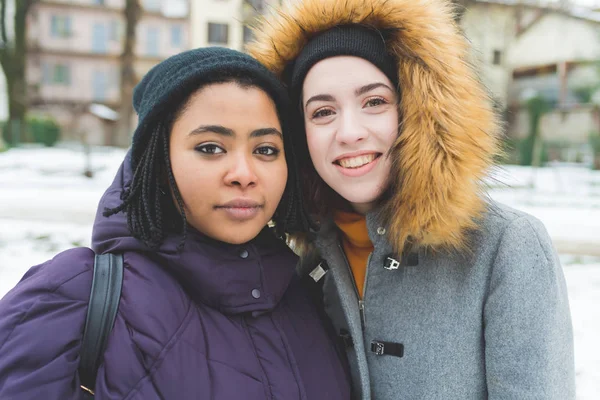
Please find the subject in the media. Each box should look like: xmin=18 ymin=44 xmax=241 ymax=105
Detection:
xmin=338 ymin=154 xmax=377 ymax=168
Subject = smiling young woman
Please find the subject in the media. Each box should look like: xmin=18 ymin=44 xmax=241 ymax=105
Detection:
xmin=248 ymin=1 xmax=576 ymax=399
xmin=302 ymin=56 xmax=400 ymax=214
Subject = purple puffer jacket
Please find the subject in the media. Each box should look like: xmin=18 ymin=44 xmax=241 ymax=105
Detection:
xmin=0 ymin=154 xmax=351 ymax=400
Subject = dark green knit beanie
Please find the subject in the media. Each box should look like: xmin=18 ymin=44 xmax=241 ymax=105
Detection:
xmin=131 ymin=46 xmax=292 ymax=166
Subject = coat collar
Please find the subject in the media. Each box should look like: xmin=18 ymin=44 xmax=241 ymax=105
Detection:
xmin=315 ymin=208 xmax=393 ymax=257
xmin=92 ymin=153 xmax=298 ymax=316
xmin=155 ymin=227 xmax=298 ymax=316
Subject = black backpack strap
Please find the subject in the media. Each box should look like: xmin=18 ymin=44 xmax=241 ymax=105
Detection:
xmin=79 ymin=253 xmax=124 ymax=398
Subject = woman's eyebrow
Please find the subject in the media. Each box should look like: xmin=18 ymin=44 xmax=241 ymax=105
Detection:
xmin=305 ymin=94 xmax=335 ymax=108
xmin=189 ymin=125 xmax=234 ymax=137
xmin=250 ymin=128 xmax=282 ymax=139
xmin=188 ymin=125 xmax=282 ymax=139
xmin=355 ymin=82 xmax=393 ymax=96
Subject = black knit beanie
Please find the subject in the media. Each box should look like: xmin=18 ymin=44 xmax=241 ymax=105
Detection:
xmin=130 ymin=46 xmax=310 ymax=233
xmin=287 ymin=25 xmax=399 ymax=102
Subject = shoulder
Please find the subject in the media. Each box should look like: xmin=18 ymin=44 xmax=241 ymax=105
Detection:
xmin=474 ymin=200 xmax=555 ymax=261
xmin=0 ymin=247 xmax=95 ymax=315
xmin=474 ymin=202 xmax=565 ymax=300
xmin=480 ymin=200 xmax=538 ymax=233
xmin=0 ymin=248 xmax=96 ymax=398
xmin=0 ymin=247 xmax=97 ymax=349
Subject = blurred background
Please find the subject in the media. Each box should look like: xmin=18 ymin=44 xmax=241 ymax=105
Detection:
xmin=0 ymin=0 xmax=599 ymax=398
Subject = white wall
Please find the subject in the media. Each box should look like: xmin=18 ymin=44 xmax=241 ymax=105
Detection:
xmin=462 ymin=3 xmax=515 ymax=106
xmin=508 ymin=13 xmax=600 ymax=68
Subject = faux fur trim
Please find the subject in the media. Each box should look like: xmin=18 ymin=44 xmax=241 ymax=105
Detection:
xmin=247 ymin=0 xmax=501 ymax=255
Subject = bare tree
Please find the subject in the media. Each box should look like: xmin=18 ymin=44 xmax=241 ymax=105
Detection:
xmin=114 ymin=0 xmax=141 ymax=147
xmin=0 ymin=0 xmax=39 ymax=142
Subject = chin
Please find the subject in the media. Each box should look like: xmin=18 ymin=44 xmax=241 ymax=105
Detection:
xmin=225 ymin=236 xmax=255 ymax=245
xmin=336 ymin=187 xmax=381 ymax=206
xmin=217 ymin=227 xmax=263 ymax=245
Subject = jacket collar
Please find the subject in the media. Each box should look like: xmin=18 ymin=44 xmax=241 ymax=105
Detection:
xmin=92 ymin=152 xmax=298 ymax=316
xmin=314 ymin=208 xmax=392 ymax=253
xmin=155 ymin=227 xmax=298 ymax=316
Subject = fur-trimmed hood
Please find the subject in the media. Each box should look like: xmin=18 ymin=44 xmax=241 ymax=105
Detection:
xmin=247 ymin=0 xmax=500 ymax=255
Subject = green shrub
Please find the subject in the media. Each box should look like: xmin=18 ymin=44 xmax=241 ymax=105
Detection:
xmin=1 ymin=117 xmax=61 ymax=147
xmin=573 ymin=85 xmax=596 ymax=104
xmin=503 ymin=136 xmax=550 ymax=166
xmin=30 ymin=117 xmax=60 ymax=147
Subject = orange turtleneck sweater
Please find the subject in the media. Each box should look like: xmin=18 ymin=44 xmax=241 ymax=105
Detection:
xmin=333 ymin=210 xmax=374 ymax=299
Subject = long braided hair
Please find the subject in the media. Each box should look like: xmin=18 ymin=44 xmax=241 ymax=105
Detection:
xmin=103 ymin=73 xmax=310 ymax=249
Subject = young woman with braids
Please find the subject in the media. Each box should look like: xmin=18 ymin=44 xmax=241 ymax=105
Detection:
xmin=0 ymin=47 xmax=351 ymax=399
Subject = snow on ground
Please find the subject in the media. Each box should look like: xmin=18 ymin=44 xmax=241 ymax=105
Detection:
xmin=487 ymin=164 xmax=600 ymax=255
xmin=1 ymin=145 xmax=599 ymax=398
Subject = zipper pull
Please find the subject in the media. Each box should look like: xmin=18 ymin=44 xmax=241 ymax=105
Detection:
xmin=359 ymin=300 xmax=365 ymax=327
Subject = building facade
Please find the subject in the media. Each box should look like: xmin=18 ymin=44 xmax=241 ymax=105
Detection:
xmin=26 ymin=0 xmax=190 ymax=144
xmin=462 ymin=1 xmax=600 ymax=149
xmin=190 ymin=0 xmax=280 ymax=50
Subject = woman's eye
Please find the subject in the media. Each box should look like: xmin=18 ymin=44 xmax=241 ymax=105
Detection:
xmin=255 ymin=146 xmax=280 ymax=156
xmin=196 ymin=144 xmax=225 ymax=154
xmin=312 ymin=108 xmax=335 ymax=119
xmin=364 ymin=97 xmax=387 ymax=107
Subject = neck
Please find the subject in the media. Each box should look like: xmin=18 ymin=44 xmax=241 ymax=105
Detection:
xmin=350 ymin=201 xmax=375 ymax=215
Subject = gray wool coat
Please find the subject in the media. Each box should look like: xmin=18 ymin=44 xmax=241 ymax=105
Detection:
xmin=300 ymin=201 xmax=575 ymax=400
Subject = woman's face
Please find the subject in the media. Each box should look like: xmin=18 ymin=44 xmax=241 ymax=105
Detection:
xmin=302 ymin=56 xmax=399 ymax=214
xmin=169 ymin=82 xmax=287 ymax=244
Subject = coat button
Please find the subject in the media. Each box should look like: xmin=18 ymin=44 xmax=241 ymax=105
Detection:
xmin=251 ymin=289 xmax=261 ymax=299
xmin=239 ymin=249 xmax=249 ymax=258
xmin=377 ymin=227 xmax=386 ymax=235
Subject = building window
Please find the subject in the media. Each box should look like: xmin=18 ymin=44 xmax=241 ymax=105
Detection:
xmin=92 ymin=23 xmax=108 ymax=53
xmin=493 ymin=50 xmax=502 ymax=66
xmin=208 ymin=23 xmax=228 ymax=45
xmin=243 ymin=25 xmax=253 ymax=44
xmin=50 ymin=15 xmax=72 ymax=38
xmin=44 ymin=63 xmax=70 ymax=85
xmin=93 ymin=70 xmax=108 ymax=101
xmin=146 ymin=27 xmax=160 ymax=56
xmin=171 ymin=25 xmax=183 ymax=47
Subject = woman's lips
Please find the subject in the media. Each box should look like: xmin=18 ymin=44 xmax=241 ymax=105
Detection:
xmin=336 ymin=153 xmax=379 ymax=168
xmin=333 ymin=153 xmax=382 ymax=177
xmin=215 ymin=199 xmax=263 ymax=221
